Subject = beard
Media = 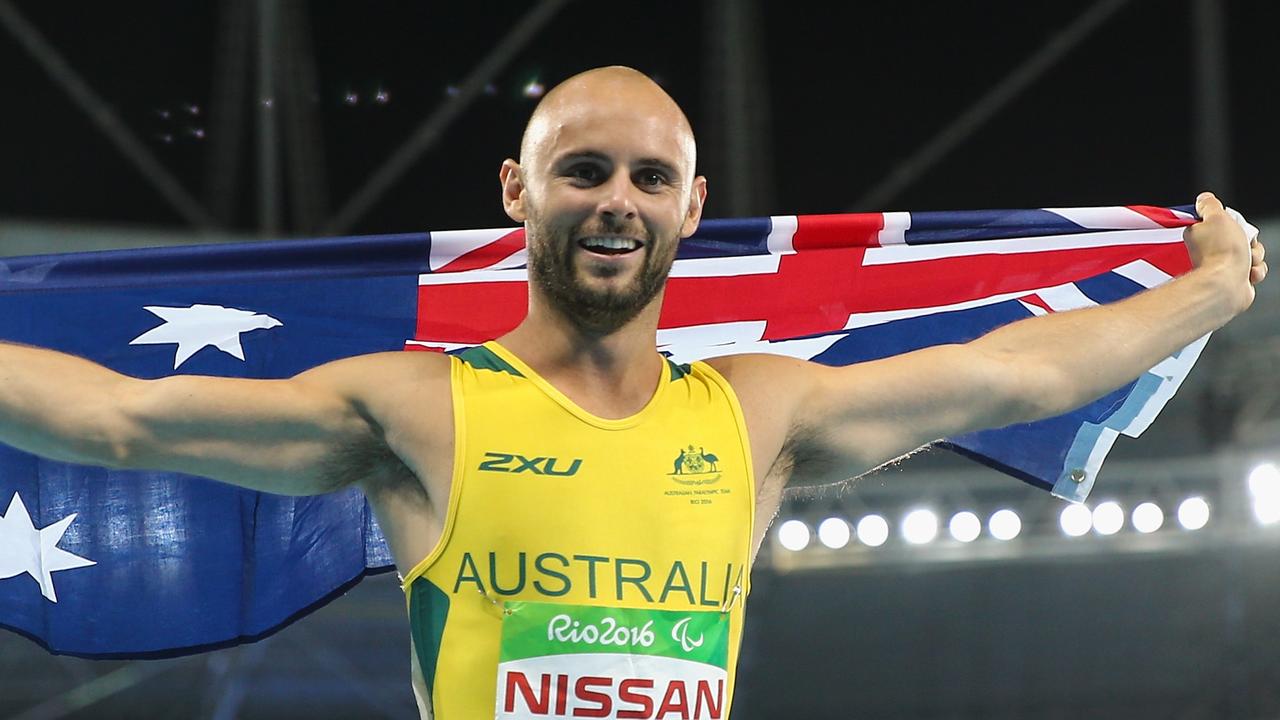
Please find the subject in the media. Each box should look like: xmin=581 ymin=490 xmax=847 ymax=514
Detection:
xmin=526 ymin=211 xmax=677 ymax=336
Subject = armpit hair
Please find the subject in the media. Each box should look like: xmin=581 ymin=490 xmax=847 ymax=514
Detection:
xmin=316 ymin=434 xmax=424 ymax=502
xmin=771 ymin=424 xmax=846 ymax=501
xmin=776 ymin=424 xmax=934 ymax=501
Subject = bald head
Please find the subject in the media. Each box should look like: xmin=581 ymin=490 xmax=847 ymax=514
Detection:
xmin=519 ymin=66 xmax=697 ymax=179
xmin=498 ymin=67 xmax=709 ymax=334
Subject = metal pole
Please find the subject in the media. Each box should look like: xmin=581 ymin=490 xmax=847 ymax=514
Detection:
xmin=1191 ymin=0 xmax=1231 ymax=198
xmin=849 ymin=0 xmax=1130 ymax=212
xmin=205 ymin=0 xmax=251 ymax=228
xmin=278 ymin=1 xmax=328 ymax=235
xmin=256 ymin=0 xmax=282 ymax=236
xmin=11 ymin=660 xmax=192 ymax=720
xmin=704 ymin=0 xmax=774 ymax=217
xmin=323 ymin=0 xmax=570 ymax=235
xmin=0 ymin=0 xmax=215 ymax=228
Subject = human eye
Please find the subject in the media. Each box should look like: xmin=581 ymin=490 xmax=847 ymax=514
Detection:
xmin=635 ymin=169 xmax=670 ymax=188
xmin=566 ymin=163 xmax=602 ymax=184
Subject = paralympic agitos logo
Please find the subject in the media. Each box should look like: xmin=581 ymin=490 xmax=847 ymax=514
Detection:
xmin=479 ymin=452 xmax=583 ymax=476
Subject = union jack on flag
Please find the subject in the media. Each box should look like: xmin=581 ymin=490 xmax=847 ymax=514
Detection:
xmin=0 ymin=205 xmax=1218 ymax=656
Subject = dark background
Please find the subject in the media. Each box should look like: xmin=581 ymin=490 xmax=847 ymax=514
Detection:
xmin=3 ymin=1 xmax=1275 ymax=237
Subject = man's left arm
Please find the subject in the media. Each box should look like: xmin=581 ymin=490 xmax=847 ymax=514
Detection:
xmin=720 ymin=193 xmax=1266 ymax=492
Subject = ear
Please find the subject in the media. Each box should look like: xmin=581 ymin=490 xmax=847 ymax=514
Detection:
xmin=499 ymin=159 xmax=527 ymax=223
xmin=679 ymin=175 xmax=708 ymax=238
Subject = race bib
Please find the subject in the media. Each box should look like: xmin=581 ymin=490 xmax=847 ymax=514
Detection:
xmin=496 ymin=601 xmax=730 ymax=719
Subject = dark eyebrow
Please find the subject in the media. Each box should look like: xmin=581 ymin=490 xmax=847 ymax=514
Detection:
xmin=635 ymin=157 xmax=681 ymax=179
xmin=555 ymin=151 xmax=611 ymax=166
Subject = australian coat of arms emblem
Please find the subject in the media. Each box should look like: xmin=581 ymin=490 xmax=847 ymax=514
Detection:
xmin=669 ymin=445 xmax=722 ymax=485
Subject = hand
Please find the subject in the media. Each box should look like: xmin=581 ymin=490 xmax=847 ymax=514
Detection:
xmin=1183 ymin=191 xmax=1266 ymax=310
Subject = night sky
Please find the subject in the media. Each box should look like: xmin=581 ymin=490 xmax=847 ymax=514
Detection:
xmin=2 ymin=1 xmax=1275 ymax=238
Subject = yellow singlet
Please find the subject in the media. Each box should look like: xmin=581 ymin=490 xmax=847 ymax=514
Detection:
xmin=401 ymin=341 xmax=755 ymax=719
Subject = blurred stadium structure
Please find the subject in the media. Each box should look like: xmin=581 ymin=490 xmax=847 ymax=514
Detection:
xmin=2 ymin=0 xmax=1279 ymax=718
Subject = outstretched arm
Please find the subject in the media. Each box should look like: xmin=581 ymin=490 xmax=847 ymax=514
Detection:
xmin=721 ymin=193 xmax=1266 ymax=490
xmin=0 ymin=344 xmax=446 ymax=495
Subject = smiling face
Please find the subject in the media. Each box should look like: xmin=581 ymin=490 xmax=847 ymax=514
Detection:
xmin=500 ymin=67 xmax=707 ymax=336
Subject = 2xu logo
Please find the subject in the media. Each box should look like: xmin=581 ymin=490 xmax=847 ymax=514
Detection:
xmin=479 ymin=452 xmax=583 ymax=476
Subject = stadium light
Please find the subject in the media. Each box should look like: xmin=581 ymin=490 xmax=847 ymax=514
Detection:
xmin=1093 ymin=501 xmax=1124 ymax=535
xmin=1177 ymin=497 xmax=1210 ymax=531
xmin=949 ymin=511 xmax=981 ymax=543
xmin=902 ymin=509 xmax=939 ymax=545
xmin=818 ymin=517 xmax=851 ymax=549
xmin=1131 ymin=502 xmax=1164 ymax=533
xmin=522 ymin=79 xmax=546 ymax=98
xmin=1060 ymin=503 xmax=1092 ymax=537
xmin=989 ymin=509 xmax=1021 ymax=541
xmin=1248 ymin=463 xmax=1280 ymax=525
xmin=857 ymin=514 xmax=889 ymax=547
xmin=1254 ymin=498 xmax=1280 ymax=526
xmin=777 ymin=519 xmax=810 ymax=551
xmin=1248 ymin=462 xmax=1280 ymax=496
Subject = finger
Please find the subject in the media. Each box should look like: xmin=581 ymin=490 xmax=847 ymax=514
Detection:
xmin=1196 ymin=191 xmax=1225 ymax=219
xmin=1251 ymin=261 xmax=1267 ymax=285
xmin=1253 ymin=241 xmax=1266 ymax=266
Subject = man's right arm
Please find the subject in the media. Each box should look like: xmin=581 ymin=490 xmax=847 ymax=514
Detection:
xmin=0 ymin=342 xmax=432 ymax=495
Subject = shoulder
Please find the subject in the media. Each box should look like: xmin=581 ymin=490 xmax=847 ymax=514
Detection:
xmin=295 ymin=349 xmax=452 ymax=397
xmin=295 ymin=349 xmax=455 ymax=456
xmin=702 ymin=352 xmax=824 ymax=404
xmin=701 ymin=353 xmax=824 ymax=478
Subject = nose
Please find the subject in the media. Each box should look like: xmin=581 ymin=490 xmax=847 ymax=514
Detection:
xmin=595 ymin=169 xmax=638 ymax=222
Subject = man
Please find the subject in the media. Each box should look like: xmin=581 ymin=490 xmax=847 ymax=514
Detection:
xmin=0 ymin=66 xmax=1266 ymax=718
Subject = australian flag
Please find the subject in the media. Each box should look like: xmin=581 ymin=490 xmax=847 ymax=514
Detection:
xmin=0 ymin=205 xmax=1219 ymax=657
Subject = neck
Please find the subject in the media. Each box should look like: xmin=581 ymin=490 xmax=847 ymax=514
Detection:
xmin=496 ymin=291 xmax=666 ymax=419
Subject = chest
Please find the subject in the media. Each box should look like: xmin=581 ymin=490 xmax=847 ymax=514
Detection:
xmin=453 ymin=422 xmax=750 ymax=550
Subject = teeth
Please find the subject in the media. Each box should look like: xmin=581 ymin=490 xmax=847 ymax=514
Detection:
xmin=581 ymin=237 xmax=640 ymax=251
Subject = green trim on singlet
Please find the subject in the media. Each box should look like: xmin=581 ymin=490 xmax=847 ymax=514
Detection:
xmin=667 ymin=359 xmax=691 ymax=381
xmin=460 ymin=345 xmax=688 ymax=382
xmin=408 ymin=577 xmax=451 ymax=700
xmin=454 ymin=345 xmax=524 ymax=377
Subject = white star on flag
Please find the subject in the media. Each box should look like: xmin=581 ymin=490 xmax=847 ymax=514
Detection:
xmin=0 ymin=493 xmax=95 ymax=603
xmin=129 ymin=304 xmax=283 ymax=369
